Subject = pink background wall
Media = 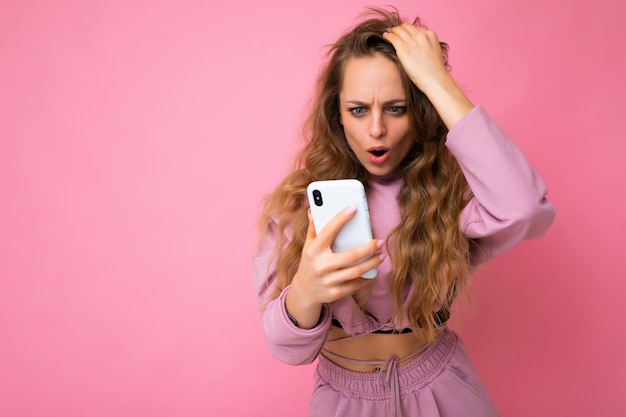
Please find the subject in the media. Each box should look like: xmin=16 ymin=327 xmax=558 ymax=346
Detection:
xmin=1 ymin=0 xmax=625 ymax=416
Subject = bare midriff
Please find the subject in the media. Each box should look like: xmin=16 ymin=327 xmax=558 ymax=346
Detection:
xmin=322 ymin=325 xmax=435 ymax=373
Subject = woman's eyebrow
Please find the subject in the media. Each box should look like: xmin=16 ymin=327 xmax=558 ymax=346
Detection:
xmin=384 ymin=99 xmax=407 ymax=105
xmin=344 ymin=98 xmax=407 ymax=106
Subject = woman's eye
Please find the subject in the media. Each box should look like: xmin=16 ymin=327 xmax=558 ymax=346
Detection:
xmin=349 ymin=107 xmax=366 ymax=116
xmin=388 ymin=106 xmax=406 ymax=114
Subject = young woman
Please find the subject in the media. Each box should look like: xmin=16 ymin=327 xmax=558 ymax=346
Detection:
xmin=254 ymin=8 xmax=555 ymax=417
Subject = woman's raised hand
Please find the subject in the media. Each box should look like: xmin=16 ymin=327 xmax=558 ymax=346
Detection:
xmin=285 ymin=206 xmax=384 ymax=329
xmin=383 ymin=23 xmax=474 ymax=128
xmin=383 ymin=23 xmax=448 ymax=94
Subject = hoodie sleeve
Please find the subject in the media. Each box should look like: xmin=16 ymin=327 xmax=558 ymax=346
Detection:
xmin=446 ymin=106 xmax=556 ymax=264
xmin=253 ymin=221 xmax=332 ymax=365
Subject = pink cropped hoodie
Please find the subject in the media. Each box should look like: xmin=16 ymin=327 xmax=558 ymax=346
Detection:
xmin=253 ymin=106 xmax=556 ymax=366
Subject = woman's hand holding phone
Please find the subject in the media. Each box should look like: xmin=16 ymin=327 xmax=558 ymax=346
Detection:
xmin=285 ymin=207 xmax=384 ymax=329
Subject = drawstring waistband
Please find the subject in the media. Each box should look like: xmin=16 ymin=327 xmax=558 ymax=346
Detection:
xmin=381 ymin=355 xmax=400 ymax=417
xmin=318 ymin=329 xmax=455 ymax=417
xmin=322 ymin=346 xmax=428 ymax=417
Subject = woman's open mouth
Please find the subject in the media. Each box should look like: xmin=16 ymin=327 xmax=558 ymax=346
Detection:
xmin=368 ymin=147 xmax=390 ymax=164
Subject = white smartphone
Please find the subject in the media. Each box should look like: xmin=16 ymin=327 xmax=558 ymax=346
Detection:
xmin=306 ymin=179 xmax=377 ymax=279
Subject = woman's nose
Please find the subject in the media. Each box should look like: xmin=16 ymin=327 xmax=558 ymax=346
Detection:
xmin=369 ymin=112 xmax=386 ymax=138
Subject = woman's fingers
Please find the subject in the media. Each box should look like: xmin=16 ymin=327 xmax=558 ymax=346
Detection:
xmin=385 ymin=22 xmax=420 ymax=45
xmin=297 ymin=206 xmax=386 ymax=304
xmin=335 ymin=238 xmax=383 ymax=269
xmin=307 ymin=205 xmax=356 ymax=252
xmin=331 ymin=277 xmax=372 ymax=300
xmin=385 ymin=23 xmax=438 ymax=48
xmin=336 ymin=252 xmax=381 ymax=284
xmin=315 ymin=254 xmax=383 ymax=302
xmin=383 ymin=23 xmax=447 ymax=92
xmin=304 ymin=238 xmax=381 ymax=280
xmin=304 ymin=209 xmax=317 ymax=242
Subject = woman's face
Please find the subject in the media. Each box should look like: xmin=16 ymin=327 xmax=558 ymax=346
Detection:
xmin=339 ymin=54 xmax=413 ymax=177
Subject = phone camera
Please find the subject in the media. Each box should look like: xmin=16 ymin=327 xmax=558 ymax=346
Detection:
xmin=312 ymin=189 xmax=323 ymax=206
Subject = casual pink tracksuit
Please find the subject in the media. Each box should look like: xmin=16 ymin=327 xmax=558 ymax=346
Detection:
xmin=254 ymin=106 xmax=556 ymax=416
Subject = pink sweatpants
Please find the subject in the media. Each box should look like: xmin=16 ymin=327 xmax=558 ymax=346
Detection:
xmin=310 ymin=329 xmax=499 ymax=417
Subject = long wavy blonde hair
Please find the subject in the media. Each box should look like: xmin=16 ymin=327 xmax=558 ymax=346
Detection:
xmin=258 ymin=8 xmax=475 ymax=343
